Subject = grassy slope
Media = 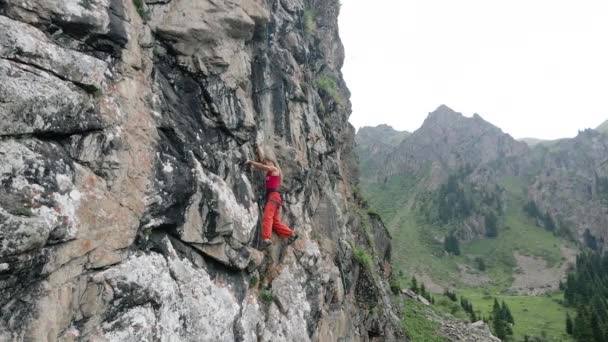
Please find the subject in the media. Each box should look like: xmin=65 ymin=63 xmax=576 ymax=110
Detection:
xmin=463 ymin=176 xmax=567 ymax=291
xmin=363 ymin=174 xmax=574 ymax=340
xmin=401 ymin=299 xmax=447 ymax=342
xmin=362 ymin=175 xmax=459 ymax=285
xmin=363 ymin=175 xmax=568 ymax=288
xmin=460 ymin=290 xmax=574 ymax=341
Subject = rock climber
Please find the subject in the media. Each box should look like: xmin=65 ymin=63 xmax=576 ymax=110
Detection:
xmin=246 ymin=151 xmax=298 ymax=249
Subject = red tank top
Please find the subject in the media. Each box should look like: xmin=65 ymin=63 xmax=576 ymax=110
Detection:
xmin=266 ymin=172 xmax=280 ymax=190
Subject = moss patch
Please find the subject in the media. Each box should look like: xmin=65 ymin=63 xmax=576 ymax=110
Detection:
xmin=353 ymin=246 xmax=372 ymax=270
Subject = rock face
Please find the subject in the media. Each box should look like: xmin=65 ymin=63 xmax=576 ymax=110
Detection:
xmin=355 ymin=125 xmax=409 ymax=183
xmin=525 ymin=129 xmax=608 ymax=250
xmin=0 ymin=0 xmax=403 ymax=341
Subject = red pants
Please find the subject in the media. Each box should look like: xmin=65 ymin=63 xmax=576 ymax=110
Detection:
xmin=262 ymin=192 xmax=294 ymax=240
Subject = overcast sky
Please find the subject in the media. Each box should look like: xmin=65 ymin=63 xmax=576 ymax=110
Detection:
xmin=339 ymin=0 xmax=608 ymax=140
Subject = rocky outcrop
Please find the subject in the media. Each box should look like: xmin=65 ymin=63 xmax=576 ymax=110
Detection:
xmin=356 ymin=125 xmax=410 ymax=148
xmin=355 ymin=125 xmax=409 ymax=185
xmin=519 ymin=137 xmax=548 ymax=147
xmin=401 ymin=298 xmax=500 ymax=342
xmin=0 ymin=0 xmax=403 ymax=340
xmin=439 ymin=320 xmax=501 ymax=342
xmin=525 ymin=129 xmax=608 ymax=250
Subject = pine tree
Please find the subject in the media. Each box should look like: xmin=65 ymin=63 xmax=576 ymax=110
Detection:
xmin=475 ymin=257 xmax=486 ymax=271
xmin=444 ymin=289 xmax=457 ymax=302
xmin=493 ymin=317 xmax=507 ymax=340
xmin=485 ymin=212 xmax=498 ymax=238
xmin=501 ymin=301 xmax=514 ymax=324
xmin=493 ymin=299 xmax=501 ymax=316
xmin=523 ymin=200 xmax=540 ymax=218
xmin=563 ymin=252 xmax=608 ymax=341
xmin=411 ymin=276 xmax=419 ymax=294
xmin=490 ymin=298 xmax=514 ymax=340
xmin=566 ymin=313 xmax=574 ymax=335
xmin=420 ymin=283 xmax=427 ymax=299
xmin=543 ymin=211 xmax=556 ymax=231
xmin=583 ymin=229 xmax=598 ymax=250
xmin=573 ymin=306 xmax=594 ymax=341
xmin=444 ymin=234 xmax=461 ymax=255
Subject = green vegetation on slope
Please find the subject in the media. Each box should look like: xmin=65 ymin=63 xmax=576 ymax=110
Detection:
xmin=460 ymin=290 xmax=574 ymax=341
xmin=462 ymin=176 xmax=567 ymax=291
xmin=363 ymin=174 xmax=569 ymax=290
xmin=401 ymin=290 xmax=573 ymax=341
xmin=133 ymin=0 xmax=146 ymax=18
xmin=362 ymin=173 xmax=574 ymax=339
xmin=352 ymin=246 xmax=372 ymax=270
xmin=316 ymin=75 xmax=339 ymax=102
xmin=303 ymin=9 xmax=315 ymax=35
xmin=360 ymin=173 xmax=420 ymax=220
xmin=401 ymin=299 xmax=446 ymax=342
xmin=564 ymin=252 xmax=608 ymax=342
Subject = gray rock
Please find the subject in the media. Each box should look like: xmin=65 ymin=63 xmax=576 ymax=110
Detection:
xmin=1 ymin=0 xmax=112 ymax=34
xmin=0 ymin=139 xmax=79 ymax=257
xmin=0 ymin=15 xmax=108 ymax=88
xmin=97 ymin=252 xmax=241 ymax=341
xmin=526 ymin=129 xmax=608 ymax=248
xmin=192 ymin=159 xmax=258 ymax=245
xmin=0 ymin=59 xmax=102 ymax=136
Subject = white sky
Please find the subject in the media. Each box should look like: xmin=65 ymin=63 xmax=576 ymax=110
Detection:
xmin=339 ymin=0 xmax=608 ymax=140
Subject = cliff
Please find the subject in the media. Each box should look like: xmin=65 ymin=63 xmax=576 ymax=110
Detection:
xmin=0 ymin=0 xmax=403 ymax=340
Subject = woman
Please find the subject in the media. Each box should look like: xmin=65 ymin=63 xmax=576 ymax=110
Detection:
xmin=246 ymin=156 xmax=297 ymax=248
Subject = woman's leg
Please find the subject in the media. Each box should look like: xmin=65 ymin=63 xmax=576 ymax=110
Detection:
xmin=262 ymin=200 xmax=277 ymax=240
xmin=272 ymin=205 xmax=294 ymax=238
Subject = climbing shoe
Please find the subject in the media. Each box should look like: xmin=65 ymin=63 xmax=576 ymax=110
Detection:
xmin=287 ymin=233 xmax=299 ymax=245
xmin=260 ymin=239 xmax=272 ymax=249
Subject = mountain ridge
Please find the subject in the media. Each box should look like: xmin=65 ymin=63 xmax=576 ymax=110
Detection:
xmin=597 ymin=119 xmax=608 ymax=133
xmin=359 ymin=105 xmax=528 ymax=189
xmin=358 ymin=106 xmax=608 ymax=249
xmin=356 ymin=106 xmax=608 ymax=340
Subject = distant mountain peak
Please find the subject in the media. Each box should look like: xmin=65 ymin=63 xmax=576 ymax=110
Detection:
xmin=519 ymin=137 xmax=547 ymax=147
xmin=356 ymin=125 xmax=410 ymax=148
xmin=376 ymin=123 xmax=396 ymax=130
xmin=436 ymin=104 xmax=456 ymax=113
xmin=597 ymin=120 xmax=608 ymax=133
xmin=421 ymin=106 xmax=501 ymax=136
xmin=427 ymin=104 xmax=461 ymax=120
xmin=358 ymin=124 xmax=400 ymax=133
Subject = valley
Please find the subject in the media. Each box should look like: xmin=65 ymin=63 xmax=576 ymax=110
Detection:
xmin=357 ymin=105 xmax=608 ymax=341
